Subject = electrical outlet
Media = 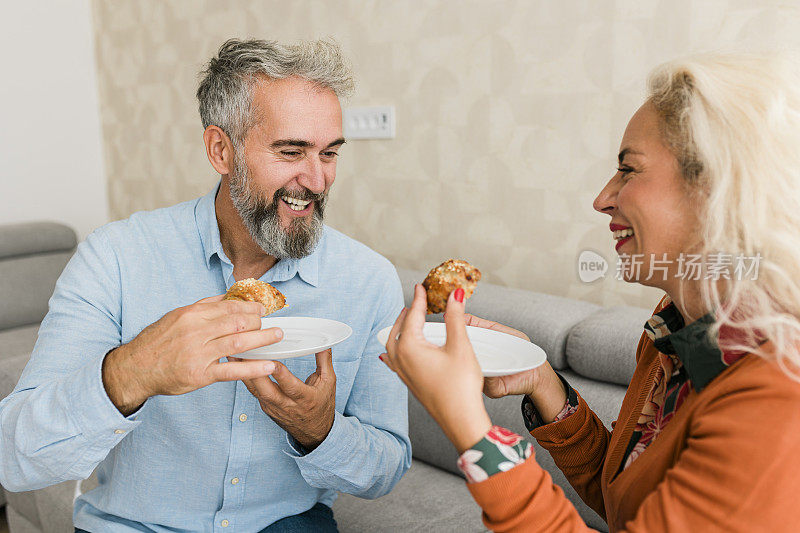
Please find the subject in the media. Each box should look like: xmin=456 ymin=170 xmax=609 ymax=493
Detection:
xmin=343 ymin=106 xmax=396 ymax=139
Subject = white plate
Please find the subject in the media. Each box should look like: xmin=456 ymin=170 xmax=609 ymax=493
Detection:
xmin=377 ymin=322 xmax=547 ymax=377
xmin=234 ymin=317 xmax=353 ymax=360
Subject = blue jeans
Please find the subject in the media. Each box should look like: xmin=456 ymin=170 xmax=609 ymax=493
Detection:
xmin=259 ymin=503 xmax=338 ymax=532
xmin=74 ymin=504 xmax=337 ymax=533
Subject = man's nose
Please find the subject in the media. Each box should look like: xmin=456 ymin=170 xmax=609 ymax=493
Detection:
xmin=593 ymin=176 xmax=619 ymax=215
xmin=297 ymin=156 xmax=326 ymax=194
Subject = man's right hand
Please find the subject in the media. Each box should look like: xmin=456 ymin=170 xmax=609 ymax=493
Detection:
xmin=102 ymin=295 xmax=284 ymax=415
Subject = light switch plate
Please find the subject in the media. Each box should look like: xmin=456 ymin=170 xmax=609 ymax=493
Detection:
xmin=343 ymin=106 xmax=396 ymax=139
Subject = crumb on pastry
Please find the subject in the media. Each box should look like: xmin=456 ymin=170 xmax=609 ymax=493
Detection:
xmin=422 ymin=259 xmax=481 ymax=314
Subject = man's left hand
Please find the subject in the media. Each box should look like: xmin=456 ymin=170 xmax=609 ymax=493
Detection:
xmin=233 ymin=349 xmax=336 ymax=451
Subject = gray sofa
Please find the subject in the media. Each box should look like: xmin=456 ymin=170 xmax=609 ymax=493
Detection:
xmin=0 ymin=222 xmax=654 ymax=532
xmin=0 ymin=222 xmax=79 ymax=527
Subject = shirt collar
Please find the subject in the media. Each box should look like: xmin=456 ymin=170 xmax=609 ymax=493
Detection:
xmin=195 ymin=182 xmax=225 ymax=270
xmin=643 ymin=296 xmax=748 ymax=391
xmin=194 ymin=180 xmax=321 ymax=287
xmin=265 ymin=242 xmax=322 ymax=288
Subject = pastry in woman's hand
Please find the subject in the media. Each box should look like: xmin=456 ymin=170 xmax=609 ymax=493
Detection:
xmin=422 ymin=259 xmax=481 ymax=314
xmin=224 ymin=278 xmax=287 ymax=316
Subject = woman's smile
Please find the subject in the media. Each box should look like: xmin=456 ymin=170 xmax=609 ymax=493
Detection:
xmin=610 ymin=223 xmax=635 ymax=252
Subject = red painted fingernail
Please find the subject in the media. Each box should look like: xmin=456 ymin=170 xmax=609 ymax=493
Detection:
xmin=454 ymin=288 xmax=465 ymax=303
xmin=379 ymin=355 xmax=385 ymax=362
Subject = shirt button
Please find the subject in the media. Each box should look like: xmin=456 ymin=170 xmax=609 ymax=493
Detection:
xmin=231 ymin=477 xmax=239 ymax=485
xmin=239 ymin=414 xmax=247 ymax=422
xmin=221 ymin=519 xmax=229 ymax=527
xmin=114 ymin=429 xmax=125 ymax=434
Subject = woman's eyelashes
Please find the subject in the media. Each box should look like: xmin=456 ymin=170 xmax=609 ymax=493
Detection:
xmin=617 ymin=165 xmax=635 ymax=179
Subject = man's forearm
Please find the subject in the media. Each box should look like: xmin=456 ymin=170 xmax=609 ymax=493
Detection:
xmin=291 ymin=414 xmax=334 ymax=451
xmin=102 ymin=345 xmax=150 ymax=416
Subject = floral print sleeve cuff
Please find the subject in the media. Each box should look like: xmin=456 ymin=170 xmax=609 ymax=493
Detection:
xmin=521 ymin=372 xmax=579 ymax=432
xmin=457 ymin=426 xmax=534 ymax=483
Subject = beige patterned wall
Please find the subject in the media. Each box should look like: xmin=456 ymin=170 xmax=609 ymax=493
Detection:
xmin=91 ymin=0 xmax=800 ymax=309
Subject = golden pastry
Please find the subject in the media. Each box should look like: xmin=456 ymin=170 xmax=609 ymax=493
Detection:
xmin=224 ymin=278 xmax=287 ymax=316
xmin=422 ymin=259 xmax=481 ymax=314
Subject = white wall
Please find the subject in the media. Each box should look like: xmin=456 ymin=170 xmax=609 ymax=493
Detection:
xmin=0 ymin=0 xmax=108 ymax=240
xmin=89 ymin=1 xmax=800 ymax=308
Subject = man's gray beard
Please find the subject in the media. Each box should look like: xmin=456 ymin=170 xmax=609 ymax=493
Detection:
xmin=229 ymin=150 xmax=326 ymax=260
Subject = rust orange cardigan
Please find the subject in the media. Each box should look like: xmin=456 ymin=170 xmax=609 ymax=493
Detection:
xmin=467 ymin=300 xmax=800 ymax=532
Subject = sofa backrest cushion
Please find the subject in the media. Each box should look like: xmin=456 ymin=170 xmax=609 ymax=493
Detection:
xmin=396 ymin=268 xmax=599 ymax=370
xmin=565 ymin=305 xmax=653 ymax=386
xmin=0 ymin=222 xmax=77 ymax=331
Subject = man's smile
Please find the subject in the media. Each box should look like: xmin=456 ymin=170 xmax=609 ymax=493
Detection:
xmin=280 ymin=195 xmax=314 ymax=215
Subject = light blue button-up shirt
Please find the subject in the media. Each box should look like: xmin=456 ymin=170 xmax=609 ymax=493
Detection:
xmin=0 ymin=183 xmax=411 ymax=532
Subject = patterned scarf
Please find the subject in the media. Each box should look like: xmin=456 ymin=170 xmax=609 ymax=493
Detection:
xmin=618 ymin=296 xmax=751 ymax=473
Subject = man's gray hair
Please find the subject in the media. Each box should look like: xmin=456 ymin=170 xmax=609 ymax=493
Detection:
xmin=197 ymin=38 xmax=354 ymax=144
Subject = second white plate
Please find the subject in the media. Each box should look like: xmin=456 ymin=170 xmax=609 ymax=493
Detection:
xmin=377 ymin=322 xmax=547 ymax=377
xmin=234 ymin=317 xmax=352 ymax=360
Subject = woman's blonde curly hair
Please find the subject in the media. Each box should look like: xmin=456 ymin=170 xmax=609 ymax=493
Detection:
xmin=648 ymin=52 xmax=800 ymax=378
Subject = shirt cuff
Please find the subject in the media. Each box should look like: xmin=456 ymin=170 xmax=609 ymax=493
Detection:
xmin=63 ymin=354 xmax=142 ymax=477
xmin=284 ymin=410 xmax=357 ymax=485
xmin=456 ymin=426 xmax=533 ymax=484
xmin=521 ymin=372 xmax=579 ymax=432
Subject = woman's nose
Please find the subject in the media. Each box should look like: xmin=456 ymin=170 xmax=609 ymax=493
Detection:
xmin=593 ymin=177 xmax=618 ymax=214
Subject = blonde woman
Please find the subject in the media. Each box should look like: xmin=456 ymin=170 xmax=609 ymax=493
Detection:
xmin=382 ymin=53 xmax=800 ymax=532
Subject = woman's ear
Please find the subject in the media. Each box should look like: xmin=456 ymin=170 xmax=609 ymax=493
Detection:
xmin=203 ymin=125 xmax=235 ymax=176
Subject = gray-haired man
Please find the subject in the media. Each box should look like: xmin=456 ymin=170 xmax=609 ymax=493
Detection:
xmin=0 ymin=39 xmax=411 ymax=532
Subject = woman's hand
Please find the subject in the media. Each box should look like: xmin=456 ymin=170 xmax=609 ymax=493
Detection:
xmin=458 ymin=314 xmax=568 ymax=423
xmin=381 ymin=284 xmax=492 ymax=453
xmin=458 ymin=314 xmax=541 ymax=399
